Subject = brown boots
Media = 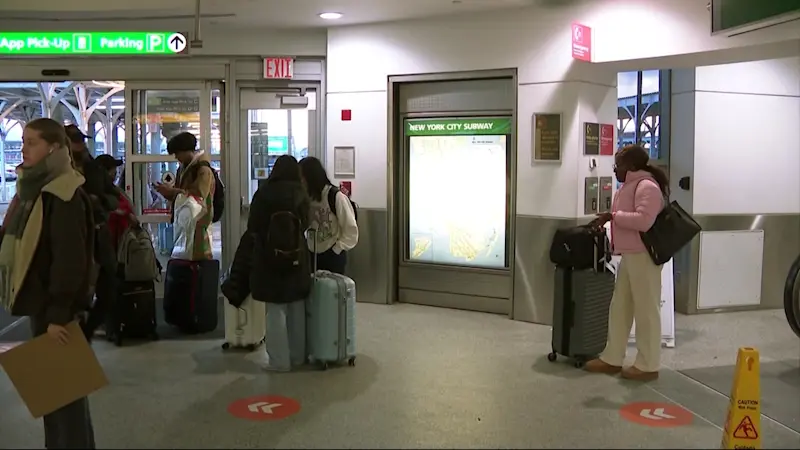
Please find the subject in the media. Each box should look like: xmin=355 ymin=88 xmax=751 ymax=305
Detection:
xmin=584 ymin=358 xmax=659 ymax=381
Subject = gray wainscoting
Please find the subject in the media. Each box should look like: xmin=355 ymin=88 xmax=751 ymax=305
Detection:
xmin=347 ymin=208 xmax=389 ymax=305
xmin=674 ymin=214 xmax=800 ymax=314
xmin=512 ymin=216 xmax=579 ymax=325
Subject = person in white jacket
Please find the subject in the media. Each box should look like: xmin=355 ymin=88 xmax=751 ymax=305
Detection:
xmin=299 ymin=157 xmax=358 ymax=274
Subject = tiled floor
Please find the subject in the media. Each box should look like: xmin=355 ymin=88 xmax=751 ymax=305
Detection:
xmin=1 ymin=304 xmax=798 ymax=449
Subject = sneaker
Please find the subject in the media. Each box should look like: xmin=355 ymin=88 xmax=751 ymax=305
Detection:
xmin=621 ymin=366 xmax=659 ymax=381
xmin=584 ymin=358 xmax=622 ymax=375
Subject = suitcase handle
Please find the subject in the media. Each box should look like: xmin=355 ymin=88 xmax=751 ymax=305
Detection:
xmin=236 ymin=305 xmax=248 ymax=334
xmin=309 ymin=228 xmax=318 ymax=278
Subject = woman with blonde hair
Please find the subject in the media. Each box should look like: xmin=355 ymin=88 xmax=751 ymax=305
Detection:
xmin=0 ymin=118 xmax=96 ymax=448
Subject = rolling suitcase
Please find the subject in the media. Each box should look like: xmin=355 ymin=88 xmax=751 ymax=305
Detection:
xmin=548 ymin=235 xmax=615 ymax=368
xmin=108 ymin=279 xmax=159 ymax=346
xmin=305 ymin=230 xmax=357 ymax=370
xmin=222 ymin=296 xmax=267 ymax=351
xmin=306 ymin=270 xmax=357 ymax=370
xmin=163 ymin=259 xmax=220 ymax=334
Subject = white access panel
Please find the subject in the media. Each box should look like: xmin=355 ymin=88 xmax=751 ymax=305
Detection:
xmin=697 ymin=230 xmax=765 ymax=310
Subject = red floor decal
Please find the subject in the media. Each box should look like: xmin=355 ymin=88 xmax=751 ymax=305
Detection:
xmin=619 ymin=401 xmax=693 ymax=427
xmin=227 ymin=395 xmax=301 ymax=421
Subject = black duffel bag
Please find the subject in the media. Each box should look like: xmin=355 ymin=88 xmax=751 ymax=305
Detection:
xmin=549 ymin=225 xmax=610 ymax=270
xmin=640 ymin=198 xmax=701 ymax=265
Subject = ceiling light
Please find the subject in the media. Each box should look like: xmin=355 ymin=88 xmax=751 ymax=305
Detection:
xmin=319 ymin=12 xmax=343 ymax=20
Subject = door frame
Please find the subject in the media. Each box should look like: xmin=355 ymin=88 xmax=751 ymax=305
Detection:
xmin=236 ymin=82 xmax=321 ymax=237
xmin=123 ymin=80 xmax=227 ymax=263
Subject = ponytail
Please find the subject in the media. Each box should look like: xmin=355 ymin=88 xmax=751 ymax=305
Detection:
xmin=643 ymin=164 xmax=670 ymax=197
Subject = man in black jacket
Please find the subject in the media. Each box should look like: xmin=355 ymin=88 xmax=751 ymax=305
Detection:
xmin=65 ymin=125 xmax=121 ymax=341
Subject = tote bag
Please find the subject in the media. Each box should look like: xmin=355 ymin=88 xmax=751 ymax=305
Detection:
xmin=640 ymin=193 xmax=701 ymax=265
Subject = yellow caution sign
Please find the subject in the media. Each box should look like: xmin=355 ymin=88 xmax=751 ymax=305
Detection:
xmin=721 ymin=347 xmax=761 ymax=449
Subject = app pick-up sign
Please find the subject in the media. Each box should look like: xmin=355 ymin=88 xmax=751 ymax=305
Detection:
xmin=0 ymin=32 xmax=189 ymax=55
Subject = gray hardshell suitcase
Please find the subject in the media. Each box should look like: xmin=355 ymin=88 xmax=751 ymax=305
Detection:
xmin=548 ymin=237 xmax=615 ymax=368
xmin=305 ymin=229 xmax=356 ymax=370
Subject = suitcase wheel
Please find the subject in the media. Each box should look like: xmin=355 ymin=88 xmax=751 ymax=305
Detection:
xmin=348 ymin=357 xmax=356 ymax=367
xmin=573 ymin=360 xmax=585 ymax=369
xmin=246 ymin=344 xmax=257 ymax=352
xmin=547 ymin=352 xmax=558 ymax=362
xmin=320 ymin=362 xmax=329 ymax=371
xmin=114 ymin=334 xmax=123 ymax=347
xmin=221 ymin=342 xmax=231 ymax=350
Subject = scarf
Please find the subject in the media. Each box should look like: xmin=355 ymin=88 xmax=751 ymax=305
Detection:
xmin=0 ymin=146 xmax=73 ymax=311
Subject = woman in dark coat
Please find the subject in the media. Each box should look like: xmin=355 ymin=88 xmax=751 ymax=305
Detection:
xmin=242 ymin=155 xmax=311 ymax=371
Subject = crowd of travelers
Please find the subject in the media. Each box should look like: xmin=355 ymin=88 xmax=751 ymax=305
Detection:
xmin=0 ymin=118 xmax=359 ymax=449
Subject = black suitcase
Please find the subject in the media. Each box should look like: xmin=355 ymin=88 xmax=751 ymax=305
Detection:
xmin=108 ymin=280 xmax=159 ymax=346
xmin=548 ymin=240 xmax=615 ymax=368
xmin=163 ymin=259 xmax=220 ymax=334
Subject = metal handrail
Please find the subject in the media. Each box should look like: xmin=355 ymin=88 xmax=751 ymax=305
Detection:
xmin=784 ymin=254 xmax=800 ymax=339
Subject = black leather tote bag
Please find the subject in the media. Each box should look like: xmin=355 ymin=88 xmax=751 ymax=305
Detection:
xmin=640 ymin=198 xmax=701 ymax=265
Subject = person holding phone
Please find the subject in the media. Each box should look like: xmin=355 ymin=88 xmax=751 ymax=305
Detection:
xmin=0 ymin=118 xmax=96 ymax=448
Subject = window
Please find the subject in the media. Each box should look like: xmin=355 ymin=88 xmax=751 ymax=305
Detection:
xmin=617 ymin=70 xmax=671 ymax=163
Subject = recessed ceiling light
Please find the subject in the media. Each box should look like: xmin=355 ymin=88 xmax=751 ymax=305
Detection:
xmin=319 ymin=12 xmax=343 ymax=20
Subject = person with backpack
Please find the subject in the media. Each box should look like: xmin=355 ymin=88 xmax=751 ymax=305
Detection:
xmin=154 ymin=132 xmax=223 ymax=261
xmin=0 ymin=118 xmax=97 ymax=448
xmin=65 ymin=125 xmax=121 ymax=343
xmin=298 ymin=156 xmax=358 ymax=275
xmin=95 ymin=155 xmax=139 ymax=248
xmin=248 ymin=155 xmax=312 ymax=372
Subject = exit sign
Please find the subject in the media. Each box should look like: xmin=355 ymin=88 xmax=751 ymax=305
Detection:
xmin=0 ymin=32 xmax=188 ymax=55
xmin=263 ymin=57 xmax=294 ymax=79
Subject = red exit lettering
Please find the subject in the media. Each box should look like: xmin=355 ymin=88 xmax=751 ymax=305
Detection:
xmin=263 ymin=57 xmax=294 ymax=79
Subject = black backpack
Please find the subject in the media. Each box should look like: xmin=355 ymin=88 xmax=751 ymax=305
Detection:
xmin=193 ymin=161 xmax=225 ymax=223
xmin=327 ymin=186 xmax=358 ymax=222
xmin=262 ymin=210 xmax=305 ymax=271
xmin=549 ymin=225 xmax=610 ymax=270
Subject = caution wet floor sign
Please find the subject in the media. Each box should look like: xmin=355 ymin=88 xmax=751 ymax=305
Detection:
xmin=721 ymin=347 xmax=761 ymax=449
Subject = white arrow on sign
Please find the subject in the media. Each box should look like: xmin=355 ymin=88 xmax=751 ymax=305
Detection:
xmin=167 ymin=33 xmax=187 ymax=53
xmin=639 ymin=408 xmax=676 ymax=420
xmin=248 ymin=402 xmax=282 ymax=414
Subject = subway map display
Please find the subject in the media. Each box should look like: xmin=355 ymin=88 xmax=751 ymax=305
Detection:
xmin=405 ymin=117 xmax=510 ymax=269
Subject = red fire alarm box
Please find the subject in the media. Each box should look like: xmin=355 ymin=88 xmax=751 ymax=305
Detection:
xmin=341 ymin=109 xmax=352 ymax=121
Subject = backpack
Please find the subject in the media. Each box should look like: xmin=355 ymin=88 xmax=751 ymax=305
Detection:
xmin=189 ymin=161 xmax=225 ymax=223
xmin=117 ymin=226 xmax=160 ymax=282
xmin=327 ymin=186 xmax=358 ymax=222
xmin=549 ymin=225 xmax=610 ymax=270
xmin=261 ymin=210 xmax=305 ymax=271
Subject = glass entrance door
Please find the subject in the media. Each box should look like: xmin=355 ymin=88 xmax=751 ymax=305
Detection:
xmin=238 ymin=87 xmax=318 ymax=234
xmin=124 ymin=82 xmax=224 ymax=267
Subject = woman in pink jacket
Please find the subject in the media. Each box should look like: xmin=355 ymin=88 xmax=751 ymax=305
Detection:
xmin=585 ymin=144 xmax=669 ymax=381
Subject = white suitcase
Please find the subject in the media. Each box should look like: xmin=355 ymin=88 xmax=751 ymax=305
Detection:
xmin=222 ymin=295 xmax=266 ymax=351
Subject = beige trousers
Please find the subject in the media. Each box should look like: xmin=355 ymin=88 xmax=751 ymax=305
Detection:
xmin=599 ymin=252 xmax=663 ymax=372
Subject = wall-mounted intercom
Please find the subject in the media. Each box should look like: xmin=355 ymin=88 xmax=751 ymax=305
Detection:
xmin=584 ymin=176 xmax=600 ymax=215
xmin=599 ymin=176 xmax=613 ymax=213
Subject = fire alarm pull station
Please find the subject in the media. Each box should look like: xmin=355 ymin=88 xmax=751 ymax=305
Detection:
xmin=584 ymin=176 xmax=600 ymax=215
xmin=598 ymin=176 xmax=613 ymax=213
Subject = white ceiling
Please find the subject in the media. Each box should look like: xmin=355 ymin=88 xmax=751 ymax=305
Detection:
xmin=0 ymin=0 xmax=543 ymax=29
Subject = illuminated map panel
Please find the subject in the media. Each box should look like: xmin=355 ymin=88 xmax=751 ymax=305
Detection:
xmin=405 ymin=117 xmax=510 ymax=269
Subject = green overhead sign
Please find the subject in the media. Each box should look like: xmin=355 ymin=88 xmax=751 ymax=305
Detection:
xmin=0 ymin=32 xmax=188 ymax=55
xmin=405 ymin=117 xmax=513 ymax=136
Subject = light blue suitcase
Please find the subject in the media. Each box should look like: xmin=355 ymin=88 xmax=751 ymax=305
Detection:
xmin=305 ymin=270 xmax=357 ymax=370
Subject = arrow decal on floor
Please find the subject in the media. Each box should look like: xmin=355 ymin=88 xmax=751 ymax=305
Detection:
xmin=639 ymin=408 xmax=676 ymax=420
xmin=248 ymin=402 xmax=282 ymax=414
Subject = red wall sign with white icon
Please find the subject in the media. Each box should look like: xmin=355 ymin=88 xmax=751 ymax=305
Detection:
xmin=571 ymin=23 xmax=592 ymax=62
